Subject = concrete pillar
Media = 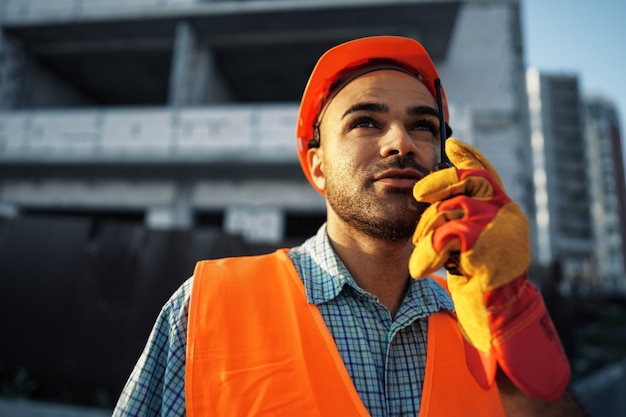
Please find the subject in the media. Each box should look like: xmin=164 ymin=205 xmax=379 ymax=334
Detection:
xmin=168 ymin=21 xmax=232 ymax=106
xmin=0 ymin=31 xmax=22 ymax=109
xmin=145 ymin=183 xmax=192 ymax=230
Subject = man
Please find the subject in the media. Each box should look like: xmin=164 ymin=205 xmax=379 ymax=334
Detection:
xmin=113 ymin=36 xmax=586 ymax=416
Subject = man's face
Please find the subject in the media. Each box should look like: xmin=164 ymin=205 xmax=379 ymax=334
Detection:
xmin=308 ymin=70 xmax=442 ymax=241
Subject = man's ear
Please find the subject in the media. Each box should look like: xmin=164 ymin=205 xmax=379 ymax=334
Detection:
xmin=307 ymin=147 xmax=325 ymax=192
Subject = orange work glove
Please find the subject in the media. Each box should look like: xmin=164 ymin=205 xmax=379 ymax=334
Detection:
xmin=409 ymin=138 xmax=570 ymax=401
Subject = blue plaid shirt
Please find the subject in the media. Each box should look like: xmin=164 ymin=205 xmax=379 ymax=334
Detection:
xmin=113 ymin=225 xmax=453 ymax=417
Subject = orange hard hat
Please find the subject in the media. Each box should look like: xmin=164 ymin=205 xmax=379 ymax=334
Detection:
xmin=296 ymin=36 xmax=449 ymax=194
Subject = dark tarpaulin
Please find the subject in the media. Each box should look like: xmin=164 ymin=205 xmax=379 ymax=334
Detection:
xmin=0 ymin=215 xmax=278 ymax=408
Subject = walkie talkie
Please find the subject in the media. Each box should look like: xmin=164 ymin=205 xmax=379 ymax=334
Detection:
xmin=434 ymin=78 xmax=452 ymax=172
xmin=433 ymin=78 xmax=461 ymax=275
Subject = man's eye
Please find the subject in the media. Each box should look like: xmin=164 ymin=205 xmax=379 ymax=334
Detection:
xmin=413 ymin=120 xmax=438 ymax=135
xmin=351 ymin=118 xmax=377 ymax=129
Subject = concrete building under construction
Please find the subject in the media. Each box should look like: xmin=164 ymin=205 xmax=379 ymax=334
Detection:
xmin=0 ymin=0 xmax=537 ymax=409
xmin=0 ymin=0 xmax=533 ymax=244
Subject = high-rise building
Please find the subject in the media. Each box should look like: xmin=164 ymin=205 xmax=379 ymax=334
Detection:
xmin=526 ymin=68 xmax=626 ymax=294
xmin=0 ymin=0 xmax=534 ymax=246
xmin=526 ymin=69 xmax=594 ymax=289
xmin=584 ymin=96 xmax=626 ymax=294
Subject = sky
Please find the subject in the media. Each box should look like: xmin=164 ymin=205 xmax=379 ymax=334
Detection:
xmin=522 ymin=0 xmax=626 ymax=135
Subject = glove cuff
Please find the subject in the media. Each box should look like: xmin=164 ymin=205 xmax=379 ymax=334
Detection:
xmin=462 ymin=274 xmax=570 ymax=401
xmin=487 ymin=276 xmax=570 ymax=401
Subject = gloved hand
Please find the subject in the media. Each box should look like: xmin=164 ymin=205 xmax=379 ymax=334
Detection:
xmin=409 ymin=138 xmax=570 ymax=401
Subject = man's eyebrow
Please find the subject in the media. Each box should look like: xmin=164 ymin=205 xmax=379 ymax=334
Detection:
xmin=341 ymin=102 xmax=389 ymax=120
xmin=408 ymin=105 xmax=440 ymax=118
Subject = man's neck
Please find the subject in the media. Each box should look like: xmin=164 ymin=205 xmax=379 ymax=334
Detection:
xmin=326 ymin=223 xmax=414 ymax=316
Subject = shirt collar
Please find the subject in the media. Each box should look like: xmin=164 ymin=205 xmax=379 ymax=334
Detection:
xmin=287 ymin=224 xmax=454 ymax=315
xmin=289 ymin=224 xmax=350 ymax=304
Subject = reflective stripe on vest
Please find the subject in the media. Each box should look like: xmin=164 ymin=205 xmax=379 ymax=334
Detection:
xmin=186 ymin=250 xmax=505 ymax=417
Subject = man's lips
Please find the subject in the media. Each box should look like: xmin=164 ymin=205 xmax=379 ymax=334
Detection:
xmin=374 ymin=169 xmax=425 ymax=188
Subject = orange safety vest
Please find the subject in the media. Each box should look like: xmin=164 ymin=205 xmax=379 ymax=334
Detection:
xmin=186 ymin=250 xmax=505 ymax=417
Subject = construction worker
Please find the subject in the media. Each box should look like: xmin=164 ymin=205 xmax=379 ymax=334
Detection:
xmin=113 ymin=36 xmax=586 ymax=416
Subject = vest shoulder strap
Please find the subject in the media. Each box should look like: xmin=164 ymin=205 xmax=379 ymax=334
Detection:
xmin=419 ymin=310 xmax=505 ymax=416
xmin=419 ymin=275 xmax=505 ymax=417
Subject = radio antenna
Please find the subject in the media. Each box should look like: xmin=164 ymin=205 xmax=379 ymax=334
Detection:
xmin=434 ymin=78 xmax=451 ymax=171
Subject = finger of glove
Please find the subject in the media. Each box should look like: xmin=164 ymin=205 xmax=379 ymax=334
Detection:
xmin=446 ymin=138 xmax=504 ymax=188
xmin=413 ymin=168 xmax=461 ymax=203
xmin=414 ymin=193 xmax=501 ymax=265
xmin=412 ymin=202 xmax=463 ymax=243
xmin=409 ymin=233 xmax=460 ymax=278
xmin=434 ymin=194 xmax=502 ymax=254
xmin=466 ymin=203 xmax=531 ymax=290
xmin=414 ymin=170 xmax=496 ymax=203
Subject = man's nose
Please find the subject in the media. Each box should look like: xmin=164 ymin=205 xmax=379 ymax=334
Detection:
xmin=380 ymin=125 xmax=416 ymax=157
